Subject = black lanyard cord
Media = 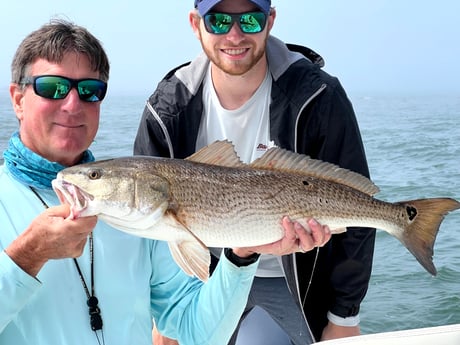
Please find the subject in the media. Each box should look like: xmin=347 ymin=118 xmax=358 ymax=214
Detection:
xmin=30 ymin=187 xmax=105 ymax=345
xmin=74 ymin=237 xmax=105 ymax=344
xmin=73 ymin=233 xmax=94 ymax=300
xmin=73 ymin=233 xmax=104 ymax=330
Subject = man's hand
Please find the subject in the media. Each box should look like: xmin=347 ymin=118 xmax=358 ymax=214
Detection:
xmin=321 ymin=322 xmax=360 ymax=341
xmin=5 ymin=204 xmax=97 ymax=276
xmin=152 ymin=325 xmax=178 ymax=345
xmin=233 ymin=217 xmax=331 ymax=258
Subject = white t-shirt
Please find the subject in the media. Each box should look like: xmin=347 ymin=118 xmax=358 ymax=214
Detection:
xmin=196 ymin=65 xmax=284 ymax=277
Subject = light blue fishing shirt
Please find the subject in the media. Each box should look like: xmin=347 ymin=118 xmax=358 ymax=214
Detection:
xmin=0 ymin=165 xmax=258 ymax=345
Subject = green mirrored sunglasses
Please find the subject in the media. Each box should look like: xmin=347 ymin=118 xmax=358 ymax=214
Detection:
xmin=203 ymin=11 xmax=267 ymax=35
xmin=21 ymin=75 xmax=107 ymax=102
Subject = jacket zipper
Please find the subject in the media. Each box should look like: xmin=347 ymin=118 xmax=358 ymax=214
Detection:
xmin=145 ymin=100 xmax=175 ymax=158
xmin=294 ymin=83 xmax=327 ymax=153
xmin=291 ymin=82 xmax=327 ymax=342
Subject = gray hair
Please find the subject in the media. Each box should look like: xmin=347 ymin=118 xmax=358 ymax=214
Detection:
xmin=11 ymin=19 xmax=110 ymax=85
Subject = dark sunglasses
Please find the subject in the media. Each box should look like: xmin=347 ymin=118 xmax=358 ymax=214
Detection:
xmin=203 ymin=11 xmax=267 ymax=35
xmin=20 ymin=75 xmax=107 ymax=102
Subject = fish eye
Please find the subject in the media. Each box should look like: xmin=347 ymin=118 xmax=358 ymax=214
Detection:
xmin=88 ymin=169 xmax=102 ymax=180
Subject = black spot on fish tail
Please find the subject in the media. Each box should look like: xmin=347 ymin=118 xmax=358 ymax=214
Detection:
xmin=399 ymin=198 xmax=460 ymax=276
xmin=406 ymin=206 xmax=417 ymax=221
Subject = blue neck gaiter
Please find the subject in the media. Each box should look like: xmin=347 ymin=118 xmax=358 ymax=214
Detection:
xmin=3 ymin=131 xmax=95 ymax=189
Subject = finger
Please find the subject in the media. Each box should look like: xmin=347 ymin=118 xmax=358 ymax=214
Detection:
xmin=70 ymin=237 xmax=90 ymax=258
xmin=60 ymin=221 xmax=91 ymax=239
xmin=281 ymin=216 xmax=297 ymax=241
xmin=284 ymin=217 xmax=311 ymax=254
xmin=295 ymin=222 xmax=315 ymax=252
xmin=319 ymin=225 xmax=332 ymax=246
xmin=307 ymin=218 xmax=324 ymax=246
xmin=45 ymin=204 xmax=71 ymax=218
xmin=308 ymin=219 xmax=331 ymax=247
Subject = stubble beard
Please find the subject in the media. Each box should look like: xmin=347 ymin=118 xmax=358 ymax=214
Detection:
xmin=200 ymin=35 xmax=268 ymax=76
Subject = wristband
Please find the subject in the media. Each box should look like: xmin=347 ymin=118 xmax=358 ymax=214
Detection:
xmin=224 ymin=248 xmax=260 ymax=267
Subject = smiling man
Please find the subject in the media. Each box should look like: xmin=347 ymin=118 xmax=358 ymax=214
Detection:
xmin=134 ymin=0 xmax=375 ymax=344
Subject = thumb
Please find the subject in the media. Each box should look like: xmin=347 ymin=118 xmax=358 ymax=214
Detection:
xmin=46 ymin=204 xmax=72 ymax=218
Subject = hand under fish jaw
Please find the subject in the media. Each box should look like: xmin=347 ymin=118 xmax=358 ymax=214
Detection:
xmin=232 ymin=217 xmax=331 ymax=258
xmin=52 ymin=180 xmax=91 ymax=219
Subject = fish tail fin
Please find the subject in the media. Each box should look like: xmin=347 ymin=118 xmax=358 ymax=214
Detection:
xmin=399 ymin=198 xmax=460 ymax=275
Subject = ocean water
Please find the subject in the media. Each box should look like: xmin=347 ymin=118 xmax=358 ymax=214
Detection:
xmin=353 ymin=94 xmax=460 ymax=334
xmin=1 ymin=91 xmax=459 ymax=336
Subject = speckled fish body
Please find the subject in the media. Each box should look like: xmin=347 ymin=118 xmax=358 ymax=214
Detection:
xmin=52 ymin=141 xmax=460 ymax=281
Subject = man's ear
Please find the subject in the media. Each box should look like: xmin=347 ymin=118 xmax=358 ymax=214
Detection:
xmin=267 ymin=7 xmax=276 ymax=32
xmin=10 ymin=83 xmax=25 ymax=121
xmin=189 ymin=10 xmax=202 ymax=40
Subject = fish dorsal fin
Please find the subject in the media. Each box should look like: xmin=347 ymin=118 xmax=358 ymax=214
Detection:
xmin=250 ymin=147 xmax=380 ymax=196
xmin=186 ymin=140 xmax=246 ymax=168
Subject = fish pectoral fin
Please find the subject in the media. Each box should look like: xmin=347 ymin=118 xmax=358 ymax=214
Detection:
xmin=162 ymin=212 xmax=211 ymax=281
xmin=168 ymin=240 xmax=211 ymax=282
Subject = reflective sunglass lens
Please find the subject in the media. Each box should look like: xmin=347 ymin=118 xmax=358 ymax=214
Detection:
xmin=205 ymin=13 xmax=232 ymax=34
xmin=35 ymin=76 xmax=71 ymax=99
xmin=240 ymin=12 xmax=266 ymax=33
xmin=77 ymin=80 xmax=107 ymax=102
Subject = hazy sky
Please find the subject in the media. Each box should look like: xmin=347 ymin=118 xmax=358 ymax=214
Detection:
xmin=1 ymin=1 xmax=459 ymax=97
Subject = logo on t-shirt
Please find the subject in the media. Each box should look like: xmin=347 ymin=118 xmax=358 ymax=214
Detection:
xmin=256 ymin=141 xmax=277 ymax=152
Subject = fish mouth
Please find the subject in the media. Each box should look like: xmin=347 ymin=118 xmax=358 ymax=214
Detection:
xmin=52 ymin=179 xmax=94 ymax=219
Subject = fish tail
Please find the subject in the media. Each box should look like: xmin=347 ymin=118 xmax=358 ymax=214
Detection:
xmin=398 ymin=198 xmax=460 ymax=275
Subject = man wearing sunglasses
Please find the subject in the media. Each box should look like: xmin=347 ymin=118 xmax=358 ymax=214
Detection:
xmin=134 ymin=0 xmax=375 ymax=344
xmin=0 ymin=19 xmax=331 ymax=345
